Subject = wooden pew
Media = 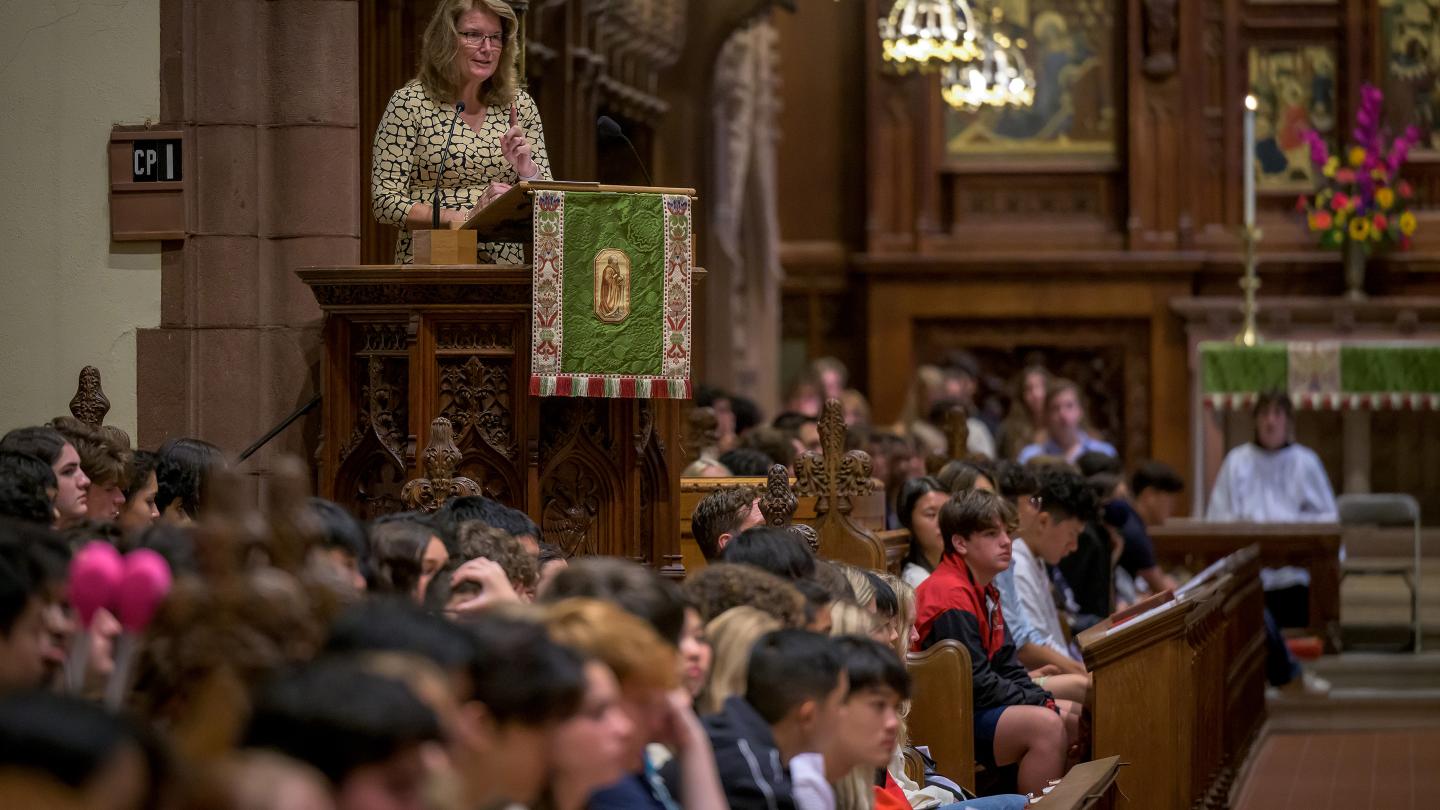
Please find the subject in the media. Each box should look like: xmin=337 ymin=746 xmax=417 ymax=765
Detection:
xmin=905 ymin=640 xmax=976 ymax=793
xmin=900 ymin=753 xmax=1123 ymax=810
xmin=1150 ymin=521 xmax=1342 ymax=650
xmin=1078 ymin=547 xmax=1266 ymax=810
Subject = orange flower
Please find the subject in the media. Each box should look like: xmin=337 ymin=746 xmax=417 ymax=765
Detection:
xmin=1312 ymin=211 xmax=1333 ymax=231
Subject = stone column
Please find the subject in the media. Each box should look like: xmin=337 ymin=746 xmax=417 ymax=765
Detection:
xmin=138 ymin=0 xmax=360 ymax=496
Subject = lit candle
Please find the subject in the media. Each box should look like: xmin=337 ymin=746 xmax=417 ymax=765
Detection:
xmin=1243 ymin=94 xmax=1257 ymax=230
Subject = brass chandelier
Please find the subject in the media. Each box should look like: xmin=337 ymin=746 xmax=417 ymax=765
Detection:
xmin=939 ymin=27 xmax=1035 ymax=111
xmin=878 ymin=0 xmax=982 ymax=71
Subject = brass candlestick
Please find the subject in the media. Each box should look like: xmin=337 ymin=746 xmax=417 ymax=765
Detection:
xmin=1235 ymin=224 xmax=1262 ymax=346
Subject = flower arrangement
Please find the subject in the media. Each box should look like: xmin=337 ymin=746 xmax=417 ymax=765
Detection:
xmin=1296 ymin=84 xmax=1420 ymax=254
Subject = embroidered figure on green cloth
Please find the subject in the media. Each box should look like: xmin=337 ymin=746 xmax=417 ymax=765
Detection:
xmin=593 ymin=249 xmax=631 ymax=323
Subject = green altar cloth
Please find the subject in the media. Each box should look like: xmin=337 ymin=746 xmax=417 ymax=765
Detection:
xmin=1200 ymin=341 xmax=1440 ymax=410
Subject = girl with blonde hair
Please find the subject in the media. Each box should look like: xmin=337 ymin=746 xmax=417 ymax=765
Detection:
xmin=696 ymin=606 xmax=782 ymax=715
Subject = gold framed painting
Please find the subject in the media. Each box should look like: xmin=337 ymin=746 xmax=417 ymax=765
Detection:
xmin=1247 ymin=45 xmax=1338 ymax=190
xmin=944 ymin=0 xmax=1118 ymax=166
xmin=1380 ymin=0 xmax=1440 ymax=154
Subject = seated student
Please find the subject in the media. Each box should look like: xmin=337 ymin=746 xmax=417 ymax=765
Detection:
xmin=456 ymin=520 xmax=539 ymax=598
xmin=117 ymin=449 xmax=160 ymax=535
xmin=1010 ymin=467 xmax=1097 ymax=663
xmin=433 ymin=495 xmax=542 ymax=557
xmin=676 ymin=628 xmax=846 ymax=810
xmin=677 ymin=601 xmax=714 ymax=703
xmin=243 ymin=659 xmax=442 ymax=810
xmin=0 ymin=426 xmax=90 ymax=529
xmin=699 ymin=606 xmax=784 ymax=714
xmin=1017 ymin=379 xmax=1116 ymax=465
xmin=992 ymin=463 xmax=1087 ymax=680
xmin=898 ymin=476 xmax=948 ymax=589
xmin=0 ymin=451 xmax=57 ymax=525
xmin=305 ymin=497 xmax=369 ymax=593
xmin=543 ymin=638 xmax=639 ymax=810
xmin=913 ymin=489 xmax=1078 ymax=796
xmin=691 ymin=486 xmax=764 ymax=562
xmin=541 ymin=556 xmax=689 ymax=647
xmin=544 ymin=598 xmax=726 ymax=810
xmin=153 ymin=437 xmax=225 ymax=525
xmin=721 ymin=448 xmax=776 ymax=476
xmin=0 ymin=530 xmax=51 ymax=693
xmin=683 ymin=562 xmax=807 ymax=628
xmin=366 ymin=515 xmax=447 ymax=604
xmin=1103 ymin=461 xmax=1183 ymax=598
xmin=537 ymin=541 xmax=568 ymax=595
xmin=721 ymin=526 xmax=817 ymax=581
xmin=49 ymin=417 xmax=131 ymax=524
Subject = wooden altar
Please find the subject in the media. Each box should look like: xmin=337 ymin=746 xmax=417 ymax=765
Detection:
xmin=296 ymin=265 xmax=687 ymax=573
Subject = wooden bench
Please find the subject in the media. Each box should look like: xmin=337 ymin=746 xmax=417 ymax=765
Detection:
xmin=905 ymin=639 xmax=976 ymax=793
xmin=1078 ymin=546 xmax=1266 ymax=810
xmin=1150 ymin=521 xmax=1342 ymax=651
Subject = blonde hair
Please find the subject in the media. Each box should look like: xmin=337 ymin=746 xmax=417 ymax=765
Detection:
xmin=418 ymin=0 xmax=520 ymax=108
xmin=836 ymin=564 xmax=876 ymax=610
xmin=544 ymin=598 xmax=679 ymax=693
xmin=829 ymin=601 xmax=877 ymax=638
xmin=834 ymin=769 xmax=875 ymax=810
xmin=698 ymin=606 xmax=782 ymax=715
xmin=878 ymin=573 xmax=915 ymax=661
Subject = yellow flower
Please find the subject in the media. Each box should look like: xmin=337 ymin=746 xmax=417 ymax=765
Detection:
xmin=1349 ymin=217 xmax=1371 ymax=241
xmin=1323 ymin=157 xmax=1339 ymax=178
xmin=1377 ymin=187 xmax=1395 ymax=210
xmin=1337 ymin=210 xmax=1349 ymax=227
xmin=1349 ymin=146 xmax=1367 ymax=167
xmin=1346 ymin=196 xmax=1357 ymax=212
xmin=1401 ymin=211 xmax=1418 ymax=236
xmin=1372 ymin=169 xmax=1387 ymax=182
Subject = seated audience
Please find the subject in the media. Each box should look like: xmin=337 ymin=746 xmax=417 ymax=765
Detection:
xmin=739 ymin=426 xmax=798 ymax=471
xmin=0 ymin=451 xmax=57 ymax=525
xmin=937 ymin=459 xmax=996 ymax=495
xmin=154 ymin=437 xmax=225 ymax=525
xmin=683 ymin=562 xmax=807 ymax=628
xmin=913 ymin=489 xmax=1079 ymax=795
xmin=0 ymin=529 xmax=51 ymax=692
xmin=1107 ymin=461 xmax=1183 ymax=596
xmin=691 ymin=485 xmax=764 ymax=562
xmin=366 ymin=514 xmax=447 ymax=603
xmin=1010 ymin=468 xmax=1096 ymax=667
xmin=305 ymin=497 xmax=369 ymax=593
xmin=721 ymin=526 xmax=817 ymax=581
xmin=1018 ymin=379 xmax=1116 ymax=465
xmin=541 ymin=556 xmax=688 ymax=646
xmin=899 ymin=476 xmax=948 ymax=588
xmin=699 ymin=605 xmax=783 ymax=714
xmin=721 ymin=447 xmax=777 ymax=476
xmin=0 ymin=426 xmax=89 ymax=529
xmin=433 ymin=495 xmax=543 ymax=556
xmin=117 ymin=449 xmax=159 ymax=534
xmin=1000 ymin=365 xmax=1051 ymax=461
xmin=49 ymin=417 xmax=131 ymax=523
xmin=536 ymin=541 xmax=569 ymax=594
xmin=678 ymin=601 xmax=714 ymax=701
xmin=456 ymin=520 xmax=539 ymax=598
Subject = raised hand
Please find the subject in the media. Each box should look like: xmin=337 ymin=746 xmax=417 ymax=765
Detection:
xmin=500 ymin=102 xmax=538 ymax=180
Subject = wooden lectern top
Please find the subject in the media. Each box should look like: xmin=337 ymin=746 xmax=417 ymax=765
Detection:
xmin=462 ymin=180 xmax=699 ymax=243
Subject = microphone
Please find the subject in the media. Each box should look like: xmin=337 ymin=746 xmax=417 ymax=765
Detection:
xmin=433 ymin=101 xmax=467 ymax=229
xmin=597 ymin=115 xmax=653 ymax=186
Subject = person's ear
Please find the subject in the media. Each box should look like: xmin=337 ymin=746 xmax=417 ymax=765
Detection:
xmin=793 ymin=698 xmax=817 ymax=729
xmin=454 ymin=700 xmax=499 ymax=753
xmin=949 ymin=534 xmax=967 ymax=557
xmin=717 ymin=532 xmax=733 ymax=552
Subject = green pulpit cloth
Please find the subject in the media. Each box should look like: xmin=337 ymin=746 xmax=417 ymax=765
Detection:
xmin=1200 ymin=341 xmax=1440 ymax=410
xmin=530 ymin=190 xmax=692 ymax=398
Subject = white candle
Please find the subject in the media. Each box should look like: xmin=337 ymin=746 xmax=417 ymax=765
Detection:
xmin=1243 ymin=94 xmax=1257 ymax=229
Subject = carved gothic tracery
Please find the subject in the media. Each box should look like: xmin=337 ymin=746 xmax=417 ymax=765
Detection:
xmin=439 ymin=356 xmax=516 ymax=458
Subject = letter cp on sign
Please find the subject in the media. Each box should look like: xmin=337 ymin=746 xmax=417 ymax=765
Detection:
xmin=131 ymin=139 xmax=182 ymax=182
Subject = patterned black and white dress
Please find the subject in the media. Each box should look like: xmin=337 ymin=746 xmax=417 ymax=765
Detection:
xmin=371 ymin=79 xmax=552 ymax=264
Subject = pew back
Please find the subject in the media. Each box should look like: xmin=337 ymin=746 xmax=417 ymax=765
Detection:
xmin=905 ymin=639 xmax=976 ymax=793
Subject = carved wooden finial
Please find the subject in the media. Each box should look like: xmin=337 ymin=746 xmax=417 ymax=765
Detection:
xmin=943 ymin=404 xmax=970 ymax=461
xmin=759 ymin=463 xmax=797 ymax=527
xmin=790 ymin=522 xmax=820 ymax=553
xmin=794 ymin=399 xmax=876 ymax=512
xmin=69 ymin=366 xmax=111 ymax=428
xmin=402 ymin=418 xmax=481 ymax=513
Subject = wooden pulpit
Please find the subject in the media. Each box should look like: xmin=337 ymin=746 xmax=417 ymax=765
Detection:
xmin=297 ymin=182 xmax=699 ymax=575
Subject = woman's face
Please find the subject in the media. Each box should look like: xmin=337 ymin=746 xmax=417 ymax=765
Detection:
xmin=87 ymin=478 xmax=127 ymax=522
xmin=85 ymin=607 xmax=123 ymax=694
xmin=117 ymin=472 xmax=159 ymax=534
xmin=551 ymin=662 xmax=634 ymax=798
xmin=1023 ymin=372 xmax=1048 ymax=421
xmin=52 ymin=443 xmax=90 ymax=527
xmin=416 ymin=537 xmax=449 ymax=602
xmin=677 ymin=608 xmax=712 ymax=699
xmin=910 ymin=491 xmax=949 ymax=561
xmin=453 ymin=9 xmax=504 ymax=87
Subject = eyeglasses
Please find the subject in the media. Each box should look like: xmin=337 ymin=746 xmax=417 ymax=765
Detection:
xmin=458 ymin=30 xmax=504 ymax=50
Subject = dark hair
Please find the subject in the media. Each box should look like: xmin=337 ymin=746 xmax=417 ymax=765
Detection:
xmin=541 ymin=556 xmax=687 ymax=644
xmin=123 ymin=449 xmax=160 ymax=500
xmin=936 ymin=460 xmax=992 ymax=495
xmin=49 ymin=416 xmax=131 ymax=490
xmin=456 ymin=521 xmax=538 ymax=590
xmin=306 ymin=498 xmax=368 ymax=562
xmin=718 ymin=448 xmax=773 ymax=476
xmin=244 ymin=660 xmax=441 ymax=786
xmin=1253 ymin=390 xmax=1293 ymax=420
xmin=1085 ymin=472 xmax=1124 ymax=502
xmin=0 ymin=451 xmax=56 ymax=524
xmin=1075 ymin=450 xmax=1122 ymax=479
xmin=811 ymin=558 xmax=856 ymax=602
xmin=737 ymin=427 xmax=796 ymax=469
xmin=682 ymin=562 xmax=805 ymax=626
xmin=691 ymin=486 xmax=758 ymax=562
xmin=865 ymin=571 xmax=898 ymax=619
xmin=938 ymin=489 xmax=1017 ymax=557
xmin=463 ymin=613 xmax=585 ymax=725
xmin=731 ymin=395 xmax=763 ymax=435
xmin=1034 ymin=466 xmax=1099 ymax=523
xmin=772 ymin=412 xmax=816 ymax=434
xmin=896 ymin=476 xmax=945 ymax=573
xmin=694 ymin=384 xmax=728 ymax=409
xmin=833 ymin=635 xmax=910 ymax=699
xmin=154 ymin=438 xmax=225 ymax=519
xmin=0 ymin=529 xmax=48 ymax=636
xmin=746 ymin=629 xmax=843 ymax=724
xmin=0 ymin=691 xmax=163 ymax=799
xmin=794 ymin=577 xmax=835 ymax=627
xmin=0 ymin=426 xmax=67 ymax=466
xmin=926 ymin=397 xmax=969 ymax=428
xmin=993 ymin=460 xmax=1039 ymax=501
xmin=324 ymin=597 xmax=476 ymax=673
xmin=432 ymin=496 xmax=539 ymax=551
xmin=537 ymin=542 xmax=566 ymax=566
xmin=721 ymin=526 xmax=816 ymax=581
xmin=366 ymin=518 xmax=434 ymax=595
xmin=120 ymin=522 xmax=198 ymax=576
xmin=1131 ymin=460 xmax=1184 ymax=496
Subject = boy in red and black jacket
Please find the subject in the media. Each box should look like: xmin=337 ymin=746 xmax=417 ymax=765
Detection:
xmin=912 ymin=489 xmax=1079 ymax=796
